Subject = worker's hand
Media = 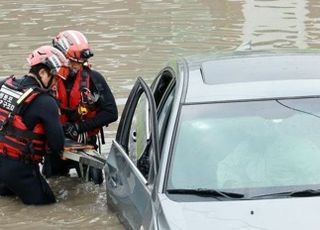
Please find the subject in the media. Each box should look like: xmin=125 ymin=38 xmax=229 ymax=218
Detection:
xmin=77 ymin=132 xmax=89 ymax=144
xmin=63 ymin=123 xmax=79 ymax=141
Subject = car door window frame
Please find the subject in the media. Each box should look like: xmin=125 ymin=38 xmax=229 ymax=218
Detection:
xmin=146 ymin=69 xmax=176 ymax=186
xmin=151 ymin=68 xmax=176 ymax=148
xmin=146 ymin=85 xmax=176 ymax=187
xmin=116 ymin=77 xmax=161 ymax=174
xmin=152 ymin=69 xmax=175 ymax=106
xmin=157 ymin=81 xmax=176 ymax=151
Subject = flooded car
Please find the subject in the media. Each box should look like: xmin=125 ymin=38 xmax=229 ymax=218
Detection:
xmin=104 ymin=52 xmax=320 ymax=230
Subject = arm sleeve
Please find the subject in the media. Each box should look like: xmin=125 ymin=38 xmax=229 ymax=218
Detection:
xmin=77 ymin=70 xmax=118 ymax=132
xmin=25 ymin=95 xmax=65 ymax=154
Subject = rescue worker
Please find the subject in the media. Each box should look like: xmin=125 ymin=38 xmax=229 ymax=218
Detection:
xmin=42 ymin=30 xmax=118 ymax=185
xmin=0 ymin=45 xmax=69 ymax=205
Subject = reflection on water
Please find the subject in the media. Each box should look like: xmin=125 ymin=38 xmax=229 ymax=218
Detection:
xmin=1 ymin=0 xmax=320 ymax=229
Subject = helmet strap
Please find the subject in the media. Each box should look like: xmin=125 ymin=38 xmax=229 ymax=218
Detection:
xmin=29 ymin=64 xmax=47 ymax=87
xmin=69 ymin=69 xmax=77 ymax=78
xmin=46 ymin=75 xmax=54 ymax=89
xmin=28 ymin=72 xmax=47 ymax=89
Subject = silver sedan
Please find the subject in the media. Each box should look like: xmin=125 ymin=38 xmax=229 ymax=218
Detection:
xmin=105 ymin=52 xmax=320 ymax=230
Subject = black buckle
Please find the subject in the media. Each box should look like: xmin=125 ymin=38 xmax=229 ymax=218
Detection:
xmin=0 ymin=119 xmax=9 ymax=131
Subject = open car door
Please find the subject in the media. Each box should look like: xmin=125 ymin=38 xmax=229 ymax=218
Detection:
xmin=105 ymin=77 xmax=160 ymax=230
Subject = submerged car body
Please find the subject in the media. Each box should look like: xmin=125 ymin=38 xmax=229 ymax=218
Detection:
xmin=105 ymin=52 xmax=320 ymax=230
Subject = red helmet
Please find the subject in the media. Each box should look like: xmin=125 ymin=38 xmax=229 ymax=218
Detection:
xmin=52 ymin=30 xmax=93 ymax=63
xmin=27 ymin=45 xmax=70 ymax=80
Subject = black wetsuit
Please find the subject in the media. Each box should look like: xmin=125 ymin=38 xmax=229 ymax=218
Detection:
xmin=70 ymin=69 xmax=118 ymax=134
xmin=0 ymin=76 xmax=64 ymax=205
xmin=42 ymin=69 xmax=118 ymax=183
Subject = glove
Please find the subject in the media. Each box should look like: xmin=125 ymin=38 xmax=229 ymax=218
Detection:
xmin=63 ymin=123 xmax=79 ymax=141
xmin=77 ymin=132 xmax=89 ymax=144
xmin=63 ymin=123 xmax=89 ymax=144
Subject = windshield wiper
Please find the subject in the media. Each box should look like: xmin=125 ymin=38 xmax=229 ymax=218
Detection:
xmin=289 ymin=189 xmax=320 ymax=197
xmin=250 ymin=189 xmax=320 ymax=199
xmin=166 ymin=188 xmax=244 ymax=199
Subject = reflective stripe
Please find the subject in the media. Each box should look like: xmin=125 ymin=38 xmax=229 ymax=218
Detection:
xmin=48 ymin=55 xmax=61 ymax=71
xmin=0 ymin=84 xmax=23 ymax=98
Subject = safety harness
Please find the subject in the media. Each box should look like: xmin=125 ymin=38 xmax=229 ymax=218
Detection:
xmin=56 ymin=66 xmax=104 ymax=142
xmin=0 ymin=76 xmax=46 ymax=163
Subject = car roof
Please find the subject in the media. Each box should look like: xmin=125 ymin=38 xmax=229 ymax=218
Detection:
xmin=180 ymin=52 xmax=320 ymax=103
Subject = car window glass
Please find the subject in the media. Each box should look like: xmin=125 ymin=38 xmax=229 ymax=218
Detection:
xmin=126 ymin=74 xmax=174 ymax=180
xmin=128 ymin=93 xmax=150 ymax=165
xmin=167 ymin=98 xmax=320 ymax=196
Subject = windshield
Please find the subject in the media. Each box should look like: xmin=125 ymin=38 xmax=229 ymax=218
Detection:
xmin=167 ymin=98 xmax=320 ymax=197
